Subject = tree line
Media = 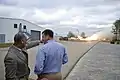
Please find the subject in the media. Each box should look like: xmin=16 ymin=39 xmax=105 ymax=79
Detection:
xmin=67 ymin=31 xmax=86 ymax=38
xmin=112 ymin=19 xmax=120 ymax=41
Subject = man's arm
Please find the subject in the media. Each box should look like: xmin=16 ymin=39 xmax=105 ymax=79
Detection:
xmin=34 ymin=47 xmax=45 ymax=75
xmin=62 ymin=48 xmax=68 ymax=64
xmin=26 ymin=40 xmax=41 ymax=49
xmin=4 ymin=55 xmax=18 ymax=80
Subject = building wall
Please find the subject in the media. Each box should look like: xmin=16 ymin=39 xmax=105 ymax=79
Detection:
xmin=0 ymin=18 xmax=44 ymax=43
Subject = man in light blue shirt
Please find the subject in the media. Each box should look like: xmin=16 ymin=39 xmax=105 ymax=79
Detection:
xmin=34 ymin=29 xmax=68 ymax=80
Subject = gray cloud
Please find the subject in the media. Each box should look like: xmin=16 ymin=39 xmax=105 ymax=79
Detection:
xmin=0 ymin=0 xmax=119 ymax=36
xmin=1 ymin=0 xmax=120 ymax=8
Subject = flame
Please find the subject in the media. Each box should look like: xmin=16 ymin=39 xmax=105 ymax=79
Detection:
xmin=86 ymin=34 xmax=98 ymax=41
xmin=77 ymin=34 xmax=98 ymax=41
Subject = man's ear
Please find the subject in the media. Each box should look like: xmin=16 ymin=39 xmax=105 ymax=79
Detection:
xmin=21 ymin=40 xmax=24 ymax=44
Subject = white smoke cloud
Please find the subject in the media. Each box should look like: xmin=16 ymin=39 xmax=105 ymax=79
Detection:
xmin=89 ymin=28 xmax=114 ymax=40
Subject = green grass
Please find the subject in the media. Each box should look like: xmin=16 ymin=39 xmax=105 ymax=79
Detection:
xmin=0 ymin=43 xmax=13 ymax=48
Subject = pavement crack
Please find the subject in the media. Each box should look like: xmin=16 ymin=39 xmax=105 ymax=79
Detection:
xmin=64 ymin=41 xmax=100 ymax=80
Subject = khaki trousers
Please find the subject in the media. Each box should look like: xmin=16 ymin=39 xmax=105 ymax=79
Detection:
xmin=37 ymin=72 xmax=62 ymax=80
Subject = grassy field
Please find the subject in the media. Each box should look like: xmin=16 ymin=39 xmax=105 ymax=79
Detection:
xmin=0 ymin=43 xmax=12 ymax=48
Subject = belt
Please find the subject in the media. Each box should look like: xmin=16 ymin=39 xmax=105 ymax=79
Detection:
xmin=38 ymin=72 xmax=62 ymax=80
xmin=38 ymin=72 xmax=61 ymax=76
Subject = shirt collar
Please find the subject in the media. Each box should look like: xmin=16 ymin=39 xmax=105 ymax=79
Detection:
xmin=12 ymin=45 xmax=22 ymax=51
xmin=47 ymin=39 xmax=55 ymax=43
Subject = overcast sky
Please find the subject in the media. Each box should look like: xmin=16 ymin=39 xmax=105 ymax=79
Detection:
xmin=0 ymin=0 xmax=120 ymax=36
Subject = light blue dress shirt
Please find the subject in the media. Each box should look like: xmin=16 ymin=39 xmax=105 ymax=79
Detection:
xmin=34 ymin=40 xmax=68 ymax=74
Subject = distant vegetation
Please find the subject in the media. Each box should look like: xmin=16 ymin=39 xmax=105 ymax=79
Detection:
xmin=67 ymin=31 xmax=76 ymax=38
xmin=112 ymin=19 xmax=120 ymax=40
xmin=111 ymin=19 xmax=120 ymax=44
xmin=81 ymin=32 xmax=86 ymax=38
xmin=0 ymin=43 xmax=12 ymax=48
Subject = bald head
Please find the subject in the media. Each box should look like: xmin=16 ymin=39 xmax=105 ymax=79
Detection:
xmin=14 ymin=32 xmax=28 ymax=48
xmin=14 ymin=32 xmax=27 ymax=43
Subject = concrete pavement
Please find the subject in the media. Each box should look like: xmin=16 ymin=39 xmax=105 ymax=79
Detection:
xmin=66 ymin=42 xmax=120 ymax=80
xmin=0 ymin=41 xmax=96 ymax=80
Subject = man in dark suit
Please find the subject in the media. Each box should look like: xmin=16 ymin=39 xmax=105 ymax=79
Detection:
xmin=4 ymin=32 xmax=41 ymax=80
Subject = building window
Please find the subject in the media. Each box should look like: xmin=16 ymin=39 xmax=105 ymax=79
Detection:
xmin=14 ymin=24 xmax=17 ymax=28
xmin=23 ymin=25 xmax=26 ymax=29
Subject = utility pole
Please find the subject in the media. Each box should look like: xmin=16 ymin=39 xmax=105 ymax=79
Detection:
xmin=76 ymin=29 xmax=79 ymax=35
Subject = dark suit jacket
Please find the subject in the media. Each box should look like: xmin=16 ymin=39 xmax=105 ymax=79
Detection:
xmin=4 ymin=41 xmax=40 ymax=80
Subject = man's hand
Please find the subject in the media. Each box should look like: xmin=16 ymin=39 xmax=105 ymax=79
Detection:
xmin=29 ymin=78 xmax=35 ymax=80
